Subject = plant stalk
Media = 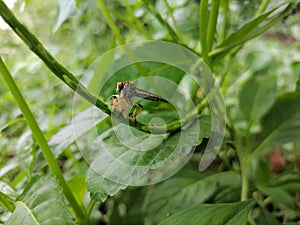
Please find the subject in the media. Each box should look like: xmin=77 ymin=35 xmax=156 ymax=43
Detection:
xmin=0 ymin=0 xmax=110 ymax=116
xmin=0 ymin=58 xmax=88 ymax=223
xmin=256 ymin=0 xmax=270 ymax=16
xmin=0 ymin=191 xmax=15 ymax=212
xmin=206 ymin=0 xmax=220 ymax=53
xmin=96 ymin=0 xmax=126 ymax=45
xmin=200 ymin=0 xmax=209 ymax=63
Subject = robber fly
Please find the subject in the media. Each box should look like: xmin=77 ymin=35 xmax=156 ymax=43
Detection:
xmin=111 ymin=81 xmax=168 ymax=123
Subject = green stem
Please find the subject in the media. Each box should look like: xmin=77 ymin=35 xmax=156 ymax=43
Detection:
xmin=141 ymin=0 xmax=182 ymax=44
xmin=247 ymin=214 xmax=257 ymax=225
xmin=206 ymin=0 xmax=220 ymax=53
xmin=163 ymin=0 xmax=183 ymax=40
xmin=240 ymin=121 xmax=254 ymax=201
xmin=96 ymin=0 xmax=148 ymax=77
xmin=0 ymin=191 xmax=15 ymax=212
xmin=86 ymin=199 xmax=96 ymax=217
xmin=96 ymin=0 xmax=126 ymax=45
xmin=0 ymin=58 xmax=88 ymax=223
xmin=256 ymin=0 xmax=270 ymax=16
xmin=0 ymin=0 xmax=110 ymax=116
xmin=236 ymin=131 xmax=249 ymax=201
xmin=200 ymin=0 xmax=209 ymax=63
xmin=229 ymin=118 xmax=249 ymax=201
xmin=240 ymin=161 xmax=249 ymax=201
xmin=122 ymin=0 xmax=152 ymax=39
xmin=219 ymin=0 xmax=228 ymax=43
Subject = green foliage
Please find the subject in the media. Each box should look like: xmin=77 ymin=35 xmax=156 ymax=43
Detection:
xmin=5 ymin=175 xmax=73 ymax=225
xmin=0 ymin=0 xmax=300 ymax=224
xmin=253 ymin=92 xmax=300 ymax=157
xmin=158 ymin=200 xmax=255 ymax=225
xmin=142 ymin=171 xmax=240 ymax=224
xmin=238 ymin=75 xmax=277 ymax=122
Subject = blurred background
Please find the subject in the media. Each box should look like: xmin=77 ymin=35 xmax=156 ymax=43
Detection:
xmin=0 ymin=0 xmax=299 ymax=224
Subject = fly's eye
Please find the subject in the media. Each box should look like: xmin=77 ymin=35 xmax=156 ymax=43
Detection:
xmin=116 ymin=82 xmax=123 ymax=92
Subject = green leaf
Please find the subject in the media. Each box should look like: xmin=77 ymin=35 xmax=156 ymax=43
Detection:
xmin=212 ymin=2 xmax=294 ymax=63
xmin=0 ymin=181 xmax=16 ymax=212
xmin=48 ymin=107 xmax=108 ymax=157
xmin=86 ymin=118 xmax=200 ymax=202
xmin=259 ymin=186 xmax=295 ymax=209
xmin=5 ymin=175 xmax=73 ymax=225
xmin=296 ymin=74 xmax=300 ymax=92
xmin=252 ymin=92 xmax=300 ymax=157
xmin=270 ymin=172 xmax=300 ymax=193
xmin=16 ymin=130 xmax=35 ymax=178
xmin=253 ymin=157 xmax=271 ymax=188
xmin=53 ymin=0 xmax=76 ymax=32
xmin=143 ymin=171 xmax=241 ymax=225
xmin=110 ymin=187 xmax=145 ymax=225
xmin=68 ymin=176 xmax=87 ymax=205
xmin=217 ymin=8 xmax=275 ymax=49
xmin=158 ymin=200 xmax=255 ymax=225
xmin=86 ymin=167 xmax=127 ymax=203
xmin=0 ymin=180 xmax=16 ymax=197
xmin=212 ymin=9 xmax=275 ymax=64
xmin=239 ymin=75 xmax=276 ymax=122
xmin=199 ymin=115 xmax=212 ymax=138
xmin=256 ymin=205 xmax=281 ymax=225
xmin=211 ymin=185 xmax=241 ymax=203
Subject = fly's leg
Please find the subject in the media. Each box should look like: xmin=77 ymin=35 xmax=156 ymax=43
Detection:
xmin=129 ymin=102 xmax=143 ymax=125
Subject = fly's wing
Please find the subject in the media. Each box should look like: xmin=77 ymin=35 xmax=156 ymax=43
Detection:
xmin=134 ymin=88 xmax=168 ymax=103
xmin=111 ymin=95 xmax=143 ymax=122
xmin=111 ymin=96 xmax=131 ymax=119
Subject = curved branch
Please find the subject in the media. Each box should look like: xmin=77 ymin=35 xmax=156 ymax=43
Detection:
xmin=0 ymin=0 xmax=110 ymax=115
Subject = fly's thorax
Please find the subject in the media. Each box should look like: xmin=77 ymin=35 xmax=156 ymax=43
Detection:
xmin=119 ymin=81 xmax=136 ymax=99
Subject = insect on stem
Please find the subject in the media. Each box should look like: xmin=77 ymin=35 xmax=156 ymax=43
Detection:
xmin=111 ymin=81 xmax=168 ymax=124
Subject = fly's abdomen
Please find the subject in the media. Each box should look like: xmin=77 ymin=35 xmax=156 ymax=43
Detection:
xmin=135 ymin=88 xmax=168 ymax=103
